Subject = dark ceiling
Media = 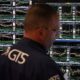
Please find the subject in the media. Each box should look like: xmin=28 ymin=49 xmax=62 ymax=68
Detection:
xmin=32 ymin=0 xmax=80 ymax=3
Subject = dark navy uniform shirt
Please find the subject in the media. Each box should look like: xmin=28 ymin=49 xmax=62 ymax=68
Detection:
xmin=0 ymin=38 xmax=65 ymax=80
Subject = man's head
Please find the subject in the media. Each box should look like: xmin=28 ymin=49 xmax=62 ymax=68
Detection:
xmin=24 ymin=3 xmax=59 ymax=49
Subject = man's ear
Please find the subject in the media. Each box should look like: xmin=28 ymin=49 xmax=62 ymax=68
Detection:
xmin=38 ymin=27 xmax=48 ymax=39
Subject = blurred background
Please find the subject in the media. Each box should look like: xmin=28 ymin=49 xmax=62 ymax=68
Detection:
xmin=0 ymin=0 xmax=80 ymax=80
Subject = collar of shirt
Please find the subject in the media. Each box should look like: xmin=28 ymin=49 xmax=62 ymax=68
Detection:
xmin=18 ymin=37 xmax=48 ymax=54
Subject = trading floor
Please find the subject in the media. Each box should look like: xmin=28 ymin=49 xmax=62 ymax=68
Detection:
xmin=0 ymin=0 xmax=80 ymax=80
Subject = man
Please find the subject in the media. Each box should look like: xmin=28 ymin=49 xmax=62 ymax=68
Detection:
xmin=0 ymin=3 xmax=65 ymax=80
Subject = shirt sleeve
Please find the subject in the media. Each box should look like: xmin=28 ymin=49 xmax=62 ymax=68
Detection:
xmin=38 ymin=58 xmax=65 ymax=80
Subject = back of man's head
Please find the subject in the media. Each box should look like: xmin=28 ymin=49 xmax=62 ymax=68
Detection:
xmin=24 ymin=3 xmax=58 ymax=32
